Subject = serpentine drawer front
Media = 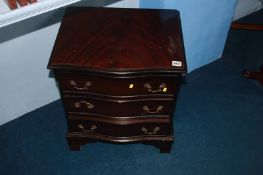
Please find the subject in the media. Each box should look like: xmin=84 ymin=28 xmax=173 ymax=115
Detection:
xmin=56 ymin=72 xmax=179 ymax=97
xmin=63 ymin=96 xmax=174 ymax=117
xmin=47 ymin=7 xmax=187 ymax=153
xmin=68 ymin=119 xmax=171 ymax=137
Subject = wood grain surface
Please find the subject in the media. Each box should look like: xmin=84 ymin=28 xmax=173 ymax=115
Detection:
xmin=48 ymin=7 xmax=187 ymax=73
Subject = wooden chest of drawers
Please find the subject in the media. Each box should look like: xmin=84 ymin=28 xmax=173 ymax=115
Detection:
xmin=48 ymin=7 xmax=187 ymax=153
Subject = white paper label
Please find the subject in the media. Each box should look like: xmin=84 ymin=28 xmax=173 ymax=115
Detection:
xmin=172 ymin=61 xmax=182 ymax=67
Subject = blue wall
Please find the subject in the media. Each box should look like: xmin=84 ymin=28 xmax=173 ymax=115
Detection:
xmin=140 ymin=0 xmax=237 ymax=72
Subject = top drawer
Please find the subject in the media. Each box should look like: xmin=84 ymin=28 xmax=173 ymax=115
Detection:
xmin=55 ymin=72 xmax=179 ymax=97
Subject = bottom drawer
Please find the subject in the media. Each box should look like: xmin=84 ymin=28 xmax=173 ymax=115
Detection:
xmin=68 ymin=119 xmax=171 ymax=137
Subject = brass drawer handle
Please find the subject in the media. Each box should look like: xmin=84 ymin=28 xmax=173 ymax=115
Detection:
xmin=74 ymin=101 xmax=94 ymax=109
xmin=142 ymin=105 xmax=163 ymax=114
xmin=69 ymin=80 xmax=92 ymax=90
xmin=141 ymin=126 xmax=160 ymax=135
xmin=144 ymin=83 xmax=167 ymax=93
xmin=78 ymin=124 xmax=97 ymax=133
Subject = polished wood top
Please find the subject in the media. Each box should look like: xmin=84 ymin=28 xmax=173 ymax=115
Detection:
xmin=48 ymin=7 xmax=187 ymax=73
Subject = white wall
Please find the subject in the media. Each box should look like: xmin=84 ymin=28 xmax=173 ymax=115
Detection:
xmin=0 ymin=24 xmax=60 ymax=125
xmin=107 ymin=0 xmax=139 ymax=8
xmin=0 ymin=0 xmax=139 ymax=126
xmin=140 ymin=0 xmax=238 ymax=72
xmin=233 ymin=0 xmax=263 ymax=20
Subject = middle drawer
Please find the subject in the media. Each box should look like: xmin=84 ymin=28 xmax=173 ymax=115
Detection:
xmin=63 ymin=95 xmax=174 ymax=117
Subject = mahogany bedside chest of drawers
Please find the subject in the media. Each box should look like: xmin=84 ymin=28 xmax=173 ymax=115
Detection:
xmin=47 ymin=7 xmax=187 ymax=153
